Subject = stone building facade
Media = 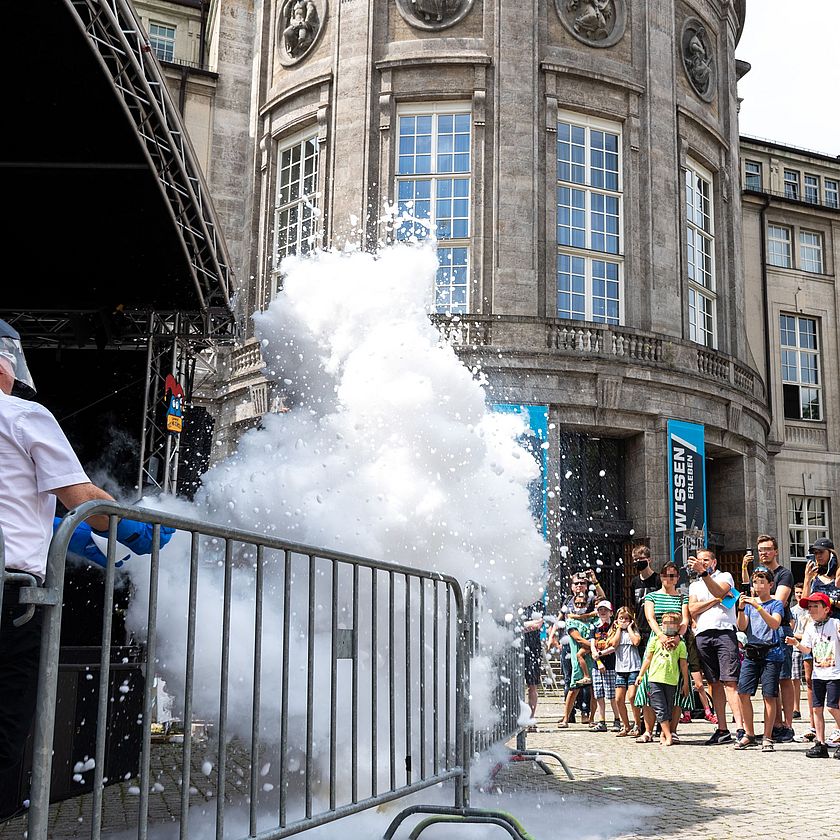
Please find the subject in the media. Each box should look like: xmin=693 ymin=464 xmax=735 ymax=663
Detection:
xmin=132 ymin=1 xmax=838 ymax=594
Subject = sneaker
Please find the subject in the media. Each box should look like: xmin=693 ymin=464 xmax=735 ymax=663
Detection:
xmin=704 ymin=709 xmax=718 ymax=725
xmin=775 ymin=727 xmax=795 ymax=744
xmin=612 ymin=719 xmax=623 ymax=732
xmin=792 ymin=710 xmax=802 ymax=719
xmin=794 ymin=728 xmax=817 ymax=743
xmin=761 ymin=739 xmax=775 ymax=753
xmin=680 ymin=710 xmax=691 ymax=723
xmin=705 ymin=729 xmax=732 ymax=745
xmin=592 ymin=721 xmax=608 ymax=733
xmin=735 ymin=728 xmax=746 ymax=742
xmin=833 ymin=746 xmax=840 ymax=760
xmin=825 ymin=728 xmax=840 ymax=747
xmin=805 ymin=741 xmax=830 ymax=758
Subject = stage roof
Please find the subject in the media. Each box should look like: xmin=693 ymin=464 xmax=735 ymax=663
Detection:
xmin=2 ymin=0 xmax=235 ymax=318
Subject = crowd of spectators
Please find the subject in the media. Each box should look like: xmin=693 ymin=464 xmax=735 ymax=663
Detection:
xmin=524 ymin=536 xmax=840 ymax=757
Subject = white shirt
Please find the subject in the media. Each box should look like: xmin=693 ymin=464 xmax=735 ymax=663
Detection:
xmin=0 ymin=393 xmax=89 ymax=579
xmin=689 ymin=569 xmax=737 ymax=633
xmin=802 ymin=618 xmax=840 ymax=680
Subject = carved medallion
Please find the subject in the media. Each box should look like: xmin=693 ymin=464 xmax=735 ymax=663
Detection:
xmin=681 ymin=18 xmax=716 ymax=101
xmin=394 ymin=0 xmax=475 ymax=32
xmin=555 ymin=0 xmax=627 ymax=49
xmin=277 ymin=0 xmax=327 ymax=66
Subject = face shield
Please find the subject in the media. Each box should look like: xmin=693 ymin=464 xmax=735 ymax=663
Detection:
xmin=0 ymin=319 xmax=37 ymax=399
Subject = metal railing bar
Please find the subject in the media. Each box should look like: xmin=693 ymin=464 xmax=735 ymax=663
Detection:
xmin=304 ymin=554 xmax=315 ymax=819
xmin=138 ymin=524 xmax=161 ymax=840
xmin=370 ymin=569 xmax=378 ymax=798
xmin=249 ymin=544 xmax=265 ymax=838
xmin=351 ymin=562 xmax=359 ymax=804
xmin=279 ymin=549 xmax=291 ymax=829
xmin=215 ymin=538 xmax=234 ymax=840
xmin=432 ymin=582 xmax=439 ymax=778
xmin=388 ymin=571 xmax=395 ymax=792
xmin=419 ymin=579 xmax=426 ymax=781
xmin=179 ymin=532 xmax=201 ymax=840
xmin=445 ymin=589 xmax=451 ymax=772
xmin=404 ymin=574 xmax=412 ymax=787
xmin=90 ymin=514 xmax=118 ymax=840
xmin=329 ymin=560 xmax=338 ymax=812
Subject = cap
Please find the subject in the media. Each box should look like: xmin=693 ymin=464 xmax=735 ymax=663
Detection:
xmin=809 ymin=537 xmax=835 ymax=552
xmin=595 ymin=599 xmax=613 ymax=611
xmin=799 ymin=592 xmax=831 ymax=609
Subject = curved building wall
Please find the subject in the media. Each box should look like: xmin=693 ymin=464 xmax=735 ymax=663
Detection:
xmin=225 ymin=0 xmax=768 ymax=593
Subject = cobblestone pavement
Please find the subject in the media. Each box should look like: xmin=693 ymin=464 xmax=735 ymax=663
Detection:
xmin=2 ymin=694 xmax=838 ymax=839
xmin=495 ymin=693 xmax=839 ymax=840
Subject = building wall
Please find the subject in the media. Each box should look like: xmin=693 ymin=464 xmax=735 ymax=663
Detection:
xmin=740 ymin=139 xmax=840 ymax=576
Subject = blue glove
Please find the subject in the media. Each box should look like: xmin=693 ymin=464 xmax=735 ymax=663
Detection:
xmin=93 ymin=519 xmax=175 ymax=556
xmin=56 ymin=517 xmax=125 ymax=568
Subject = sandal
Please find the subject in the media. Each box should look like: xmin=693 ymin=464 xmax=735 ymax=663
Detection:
xmin=670 ymin=734 xmax=681 ymax=744
xmin=616 ymin=728 xmax=631 ymax=737
xmin=635 ymin=732 xmax=653 ymax=744
xmin=627 ymin=725 xmax=640 ymax=738
xmin=761 ymin=739 xmax=775 ymax=752
xmin=734 ymin=734 xmax=758 ymax=750
xmin=557 ymin=720 xmax=569 ymax=729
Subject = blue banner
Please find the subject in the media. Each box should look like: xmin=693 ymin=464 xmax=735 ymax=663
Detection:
xmin=492 ymin=404 xmax=549 ymax=539
xmin=667 ymin=419 xmax=707 ymax=568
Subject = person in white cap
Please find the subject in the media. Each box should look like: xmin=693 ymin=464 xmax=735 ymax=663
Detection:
xmin=589 ymin=600 xmax=621 ymax=732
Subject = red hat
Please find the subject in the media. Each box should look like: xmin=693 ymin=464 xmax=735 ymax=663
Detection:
xmin=799 ymin=592 xmax=831 ymax=609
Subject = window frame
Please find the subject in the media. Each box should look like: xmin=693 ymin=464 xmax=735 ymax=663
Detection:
xmin=744 ymin=160 xmax=762 ymax=191
xmin=395 ymin=102 xmax=473 ymax=314
xmin=783 ymin=169 xmax=800 ymax=201
xmin=271 ymin=127 xmax=321 ymax=292
xmin=767 ymin=224 xmax=793 ymax=268
xmin=684 ymin=159 xmax=717 ymax=349
xmin=555 ymin=110 xmax=624 ymax=326
xmin=799 ymin=230 xmax=824 ymax=274
xmin=780 ymin=314 xmax=822 ymax=422
xmin=148 ymin=21 xmax=176 ymax=63
xmin=788 ymin=495 xmax=829 ymax=569
xmin=825 ymin=178 xmax=839 ymax=209
xmin=804 ymin=174 xmax=820 ymax=204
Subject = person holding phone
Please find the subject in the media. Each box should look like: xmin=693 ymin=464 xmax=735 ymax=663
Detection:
xmin=801 ymin=539 xmax=840 ymax=620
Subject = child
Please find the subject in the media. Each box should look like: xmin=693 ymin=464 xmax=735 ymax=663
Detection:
xmin=635 ymin=612 xmax=689 ymax=746
xmin=557 ymin=595 xmax=595 ymax=728
xmin=787 ymin=591 xmax=840 ymax=758
xmin=734 ymin=568 xmax=785 ymax=751
xmin=608 ymin=606 xmax=642 ymax=736
xmin=589 ymin=600 xmax=621 ymax=732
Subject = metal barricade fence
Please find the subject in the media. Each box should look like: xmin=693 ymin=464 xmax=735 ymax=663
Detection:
xmin=463 ymin=583 xmax=574 ymax=782
xmin=17 ymin=501 xmax=535 ymax=840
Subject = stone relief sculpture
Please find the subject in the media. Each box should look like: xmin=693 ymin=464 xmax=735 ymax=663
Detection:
xmin=681 ymin=18 xmax=716 ymax=101
xmin=394 ymin=0 xmax=474 ymax=32
xmin=278 ymin=0 xmax=325 ymax=65
xmin=555 ymin=0 xmax=627 ymax=48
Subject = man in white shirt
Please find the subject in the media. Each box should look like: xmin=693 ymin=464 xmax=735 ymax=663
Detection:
xmin=688 ymin=548 xmax=743 ymax=745
xmin=0 ymin=323 xmax=115 ymax=819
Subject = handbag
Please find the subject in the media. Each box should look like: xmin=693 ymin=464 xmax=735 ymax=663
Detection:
xmin=744 ymin=643 xmax=772 ymax=661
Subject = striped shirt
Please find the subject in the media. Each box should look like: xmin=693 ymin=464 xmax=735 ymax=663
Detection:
xmin=643 ymin=590 xmax=687 ymax=622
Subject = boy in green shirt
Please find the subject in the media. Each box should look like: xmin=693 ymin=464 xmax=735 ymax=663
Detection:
xmin=635 ymin=612 xmax=690 ymax=746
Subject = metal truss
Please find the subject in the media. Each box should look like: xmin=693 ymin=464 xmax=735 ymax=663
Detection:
xmin=0 ymin=309 xmax=237 ymax=350
xmin=62 ymin=0 xmax=236 ymax=311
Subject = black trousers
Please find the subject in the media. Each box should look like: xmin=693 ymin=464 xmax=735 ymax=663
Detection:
xmin=0 ymin=584 xmax=43 ymax=821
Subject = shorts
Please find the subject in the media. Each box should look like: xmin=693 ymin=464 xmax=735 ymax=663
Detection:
xmin=592 ymin=668 xmax=617 ymax=699
xmin=684 ymin=629 xmax=702 ymax=675
xmin=695 ymin=629 xmax=741 ymax=683
xmin=615 ymin=670 xmax=639 ymax=688
xmin=737 ymin=656 xmax=782 ymax=698
xmin=648 ymin=681 xmax=678 ymax=723
xmin=779 ymin=642 xmax=793 ymax=681
xmin=791 ymin=648 xmax=804 ymax=681
xmin=524 ymin=641 xmax=541 ymax=687
xmin=812 ymin=678 xmax=840 ymax=709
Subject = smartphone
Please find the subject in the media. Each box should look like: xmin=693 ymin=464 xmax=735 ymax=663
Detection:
xmin=745 ymin=548 xmax=753 ymax=558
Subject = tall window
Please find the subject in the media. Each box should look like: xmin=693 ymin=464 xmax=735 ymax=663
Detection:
xmin=825 ymin=179 xmax=839 ymax=209
xmin=273 ymin=133 xmax=319 ymax=289
xmin=767 ymin=225 xmax=792 ymax=268
xmin=556 ymin=113 xmax=623 ymax=324
xmin=789 ymin=496 xmax=829 ymax=563
xmin=396 ymin=105 xmax=471 ymax=314
xmin=744 ymin=161 xmax=762 ymax=190
xmin=148 ymin=22 xmax=176 ymax=63
xmin=800 ymin=231 xmax=823 ymax=273
xmin=804 ymin=174 xmax=820 ymax=204
xmin=780 ymin=315 xmax=821 ymax=421
xmin=784 ymin=169 xmax=800 ymax=200
xmin=685 ymin=162 xmax=716 ymax=347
